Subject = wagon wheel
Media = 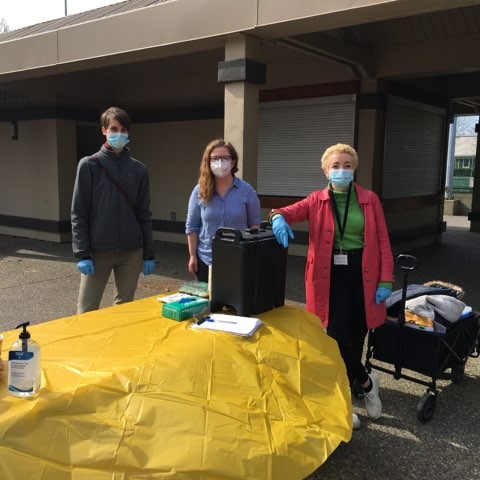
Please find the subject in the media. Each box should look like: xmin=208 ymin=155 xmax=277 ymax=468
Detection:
xmin=451 ymin=364 xmax=465 ymax=384
xmin=416 ymin=392 xmax=436 ymax=423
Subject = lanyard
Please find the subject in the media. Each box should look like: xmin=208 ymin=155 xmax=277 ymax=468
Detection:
xmin=329 ymin=184 xmax=352 ymax=252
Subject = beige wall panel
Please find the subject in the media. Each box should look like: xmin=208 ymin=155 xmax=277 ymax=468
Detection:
xmin=257 ymin=0 xmax=479 ymax=37
xmin=131 ymin=118 xmax=223 ymax=222
xmin=0 ymin=120 xmax=60 ymax=219
xmin=56 ymin=120 xmax=78 ymax=220
xmin=259 ymin=0 xmax=392 ymax=25
xmin=58 ymin=0 xmax=258 ymax=64
xmin=0 ymin=33 xmax=58 ymax=74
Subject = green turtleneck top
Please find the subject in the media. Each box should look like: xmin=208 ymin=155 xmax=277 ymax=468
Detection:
xmin=330 ymin=183 xmax=392 ymax=289
xmin=330 ymin=184 xmax=364 ymax=251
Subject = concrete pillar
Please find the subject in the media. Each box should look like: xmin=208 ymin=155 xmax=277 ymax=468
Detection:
xmin=355 ymin=79 xmax=388 ymax=194
xmin=223 ymin=83 xmax=259 ymax=185
xmin=220 ymin=34 xmax=266 ymax=187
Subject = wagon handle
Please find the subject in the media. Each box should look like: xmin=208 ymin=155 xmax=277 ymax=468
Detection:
xmin=396 ymin=254 xmax=418 ymax=272
xmin=396 ymin=254 xmax=417 ymax=324
xmin=394 ymin=253 xmax=419 ymax=379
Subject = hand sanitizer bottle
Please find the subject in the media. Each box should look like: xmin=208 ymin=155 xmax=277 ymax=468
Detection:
xmin=8 ymin=322 xmax=41 ymax=397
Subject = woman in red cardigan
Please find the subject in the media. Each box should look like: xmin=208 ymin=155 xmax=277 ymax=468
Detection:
xmin=269 ymin=143 xmax=394 ymax=430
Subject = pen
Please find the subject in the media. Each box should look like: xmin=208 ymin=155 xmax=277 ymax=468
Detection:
xmin=206 ymin=317 xmax=237 ymax=324
xmin=178 ymin=297 xmax=196 ymax=303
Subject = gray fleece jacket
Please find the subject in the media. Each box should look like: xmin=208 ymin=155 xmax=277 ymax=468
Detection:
xmin=71 ymin=144 xmax=154 ymax=260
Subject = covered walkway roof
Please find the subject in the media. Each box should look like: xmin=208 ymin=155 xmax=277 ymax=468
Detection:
xmin=1 ymin=0 xmax=480 ymax=118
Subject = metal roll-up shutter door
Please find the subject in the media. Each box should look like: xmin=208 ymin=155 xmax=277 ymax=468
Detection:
xmin=257 ymin=95 xmax=356 ymax=197
xmin=383 ymin=96 xmax=446 ymax=199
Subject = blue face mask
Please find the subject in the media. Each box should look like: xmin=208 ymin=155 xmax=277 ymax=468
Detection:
xmin=328 ymin=169 xmax=354 ymax=189
xmin=107 ymin=132 xmax=130 ymax=150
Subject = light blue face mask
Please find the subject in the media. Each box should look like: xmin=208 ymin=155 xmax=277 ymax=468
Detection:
xmin=107 ymin=132 xmax=130 ymax=150
xmin=328 ymin=169 xmax=354 ymax=189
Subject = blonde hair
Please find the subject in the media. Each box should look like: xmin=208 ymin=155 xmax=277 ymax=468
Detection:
xmin=321 ymin=143 xmax=359 ymax=170
xmin=197 ymin=139 xmax=239 ymax=203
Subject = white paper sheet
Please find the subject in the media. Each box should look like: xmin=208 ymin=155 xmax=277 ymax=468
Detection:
xmin=191 ymin=314 xmax=262 ymax=337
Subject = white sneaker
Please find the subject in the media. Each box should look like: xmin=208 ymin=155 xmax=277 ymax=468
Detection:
xmin=352 ymin=413 xmax=361 ymax=430
xmin=364 ymin=374 xmax=382 ymax=420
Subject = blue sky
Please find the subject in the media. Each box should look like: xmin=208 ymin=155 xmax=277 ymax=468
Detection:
xmin=456 ymin=115 xmax=479 ymax=135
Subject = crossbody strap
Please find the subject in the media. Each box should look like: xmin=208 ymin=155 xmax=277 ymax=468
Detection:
xmin=91 ymin=155 xmax=135 ymax=211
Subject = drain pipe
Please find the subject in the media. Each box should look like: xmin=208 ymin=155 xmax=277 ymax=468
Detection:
xmin=445 ymin=116 xmax=457 ymax=200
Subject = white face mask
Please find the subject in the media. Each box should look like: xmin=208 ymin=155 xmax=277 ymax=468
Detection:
xmin=210 ymin=159 xmax=232 ymax=178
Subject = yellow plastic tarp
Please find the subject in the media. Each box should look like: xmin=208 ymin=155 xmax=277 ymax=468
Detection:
xmin=0 ymin=298 xmax=352 ymax=480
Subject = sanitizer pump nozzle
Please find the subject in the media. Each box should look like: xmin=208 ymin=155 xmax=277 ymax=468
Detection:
xmin=17 ymin=322 xmax=31 ymax=352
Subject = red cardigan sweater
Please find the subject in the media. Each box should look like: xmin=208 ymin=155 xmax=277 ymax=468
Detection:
xmin=276 ymin=184 xmax=394 ymax=329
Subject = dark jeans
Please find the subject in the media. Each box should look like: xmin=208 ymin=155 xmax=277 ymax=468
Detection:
xmin=327 ymin=249 xmax=369 ymax=387
xmin=196 ymin=257 xmax=209 ymax=283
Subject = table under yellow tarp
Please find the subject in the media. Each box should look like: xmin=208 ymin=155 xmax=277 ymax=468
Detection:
xmin=0 ymin=297 xmax=352 ymax=480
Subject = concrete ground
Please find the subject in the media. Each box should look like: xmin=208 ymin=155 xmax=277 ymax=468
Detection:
xmin=0 ymin=215 xmax=479 ymax=479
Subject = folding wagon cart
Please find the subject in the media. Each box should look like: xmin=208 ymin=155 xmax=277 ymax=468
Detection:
xmin=365 ymin=254 xmax=480 ymax=422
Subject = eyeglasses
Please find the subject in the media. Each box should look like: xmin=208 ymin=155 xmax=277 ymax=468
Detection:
xmin=210 ymin=156 xmax=232 ymax=163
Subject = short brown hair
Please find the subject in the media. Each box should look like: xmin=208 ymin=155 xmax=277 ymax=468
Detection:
xmin=100 ymin=106 xmax=131 ymax=131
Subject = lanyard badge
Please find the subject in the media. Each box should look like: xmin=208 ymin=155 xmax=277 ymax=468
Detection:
xmin=330 ymin=184 xmax=352 ymax=266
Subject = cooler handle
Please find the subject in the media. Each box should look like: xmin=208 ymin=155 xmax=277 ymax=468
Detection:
xmin=260 ymin=220 xmax=272 ymax=230
xmin=214 ymin=227 xmax=243 ymax=242
xmin=245 ymin=221 xmax=272 ymax=235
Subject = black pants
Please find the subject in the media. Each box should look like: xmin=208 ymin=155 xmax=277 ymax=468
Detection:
xmin=327 ymin=250 xmax=369 ymax=388
xmin=196 ymin=257 xmax=209 ymax=283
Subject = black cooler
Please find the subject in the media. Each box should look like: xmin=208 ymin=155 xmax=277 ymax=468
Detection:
xmin=210 ymin=224 xmax=288 ymax=316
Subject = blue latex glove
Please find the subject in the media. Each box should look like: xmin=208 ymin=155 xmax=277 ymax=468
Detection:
xmin=143 ymin=259 xmax=155 ymax=276
xmin=272 ymin=215 xmax=294 ymax=248
xmin=77 ymin=259 xmax=94 ymax=275
xmin=375 ymin=286 xmax=392 ymax=305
